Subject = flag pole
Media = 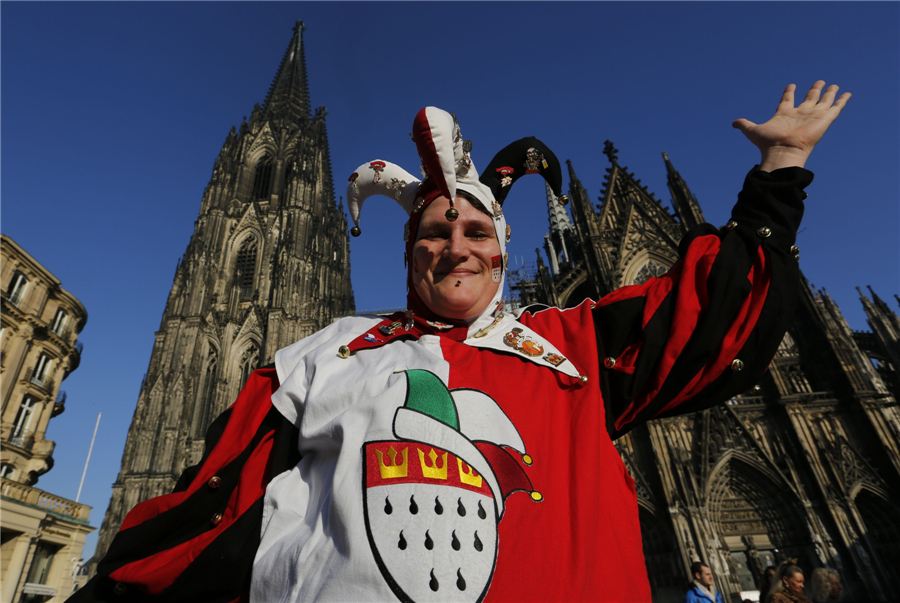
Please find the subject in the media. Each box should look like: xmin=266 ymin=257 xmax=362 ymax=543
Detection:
xmin=76 ymin=413 xmax=101 ymax=503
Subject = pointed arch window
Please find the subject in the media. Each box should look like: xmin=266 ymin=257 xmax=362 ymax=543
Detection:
xmin=7 ymin=271 xmax=28 ymax=307
xmin=282 ymin=161 xmax=294 ymax=199
xmin=252 ymin=154 xmax=274 ymax=200
xmin=235 ymin=238 xmax=258 ymax=299
xmin=633 ymin=260 xmax=669 ymax=286
xmin=239 ymin=346 xmax=259 ymax=391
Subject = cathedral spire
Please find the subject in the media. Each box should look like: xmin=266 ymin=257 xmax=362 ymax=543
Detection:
xmin=662 ymin=151 xmax=705 ymax=230
xmin=264 ymin=20 xmax=311 ymax=125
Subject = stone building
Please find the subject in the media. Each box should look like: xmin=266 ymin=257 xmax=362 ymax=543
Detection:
xmin=1 ymin=234 xmax=95 ymax=602
xmin=89 ymin=21 xmax=354 ymax=571
xmin=522 ymin=144 xmax=900 ymax=602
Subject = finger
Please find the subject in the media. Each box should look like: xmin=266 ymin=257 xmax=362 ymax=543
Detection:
xmin=831 ymin=92 xmax=852 ymax=112
xmin=732 ymin=118 xmax=756 ymax=132
xmin=778 ymin=84 xmax=796 ymax=110
xmin=819 ymin=84 xmax=839 ymax=107
xmin=802 ymin=80 xmax=826 ymax=106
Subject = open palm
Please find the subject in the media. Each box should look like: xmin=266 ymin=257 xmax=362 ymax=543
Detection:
xmin=733 ymin=81 xmax=851 ymax=170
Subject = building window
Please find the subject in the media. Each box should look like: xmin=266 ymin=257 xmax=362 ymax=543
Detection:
xmin=0 ymin=463 xmax=14 ymax=479
xmin=50 ymin=308 xmax=68 ymax=336
xmin=25 ymin=542 xmax=58 ymax=585
xmin=252 ymin=155 xmax=274 ymax=200
xmin=7 ymin=271 xmax=28 ymax=307
xmin=32 ymin=353 xmax=52 ymax=387
xmin=195 ymin=353 xmax=218 ymax=437
xmin=235 ymin=239 xmax=257 ymax=299
xmin=632 ymin=260 xmax=669 ymax=286
xmin=11 ymin=396 xmax=37 ymax=447
xmin=239 ymin=346 xmax=259 ymax=391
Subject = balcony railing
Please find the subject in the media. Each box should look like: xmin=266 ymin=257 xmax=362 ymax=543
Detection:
xmin=23 ymin=367 xmax=54 ymax=392
xmin=0 ymin=477 xmax=91 ymax=522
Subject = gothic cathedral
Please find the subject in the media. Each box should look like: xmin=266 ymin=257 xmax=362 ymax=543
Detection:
xmin=90 ymin=22 xmax=354 ymax=571
xmin=528 ymin=143 xmax=900 ymax=602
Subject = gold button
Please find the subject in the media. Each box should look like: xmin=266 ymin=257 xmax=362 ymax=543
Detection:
xmin=530 ymin=491 xmax=543 ymax=502
xmin=731 ymin=359 xmax=744 ymax=371
xmin=790 ymin=245 xmax=800 ymax=260
xmin=579 ymin=375 xmax=589 ymax=384
xmin=750 ymin=384 xmax=761 ymax=393
xmin=207 ymin=476 xmax=221 ymax=489
xmin=603 ymin=357 xmax=616 ymax=369
xmin=557 ymin=194 xmax=569 ymax=206
xmin=724 ymin=220 xmax=738 ymax=231
xmin=338 ymin=345 xmax=350 ymax=358
xmin=211 ymin=513 xmax=223 ymax=526
xmin=113 ymin=583 xmax=127 ymax=596
xmin=757 ymin=227 xmax=772 ymax=238
xmin=350 ymin=226 xmax=361 ymax=237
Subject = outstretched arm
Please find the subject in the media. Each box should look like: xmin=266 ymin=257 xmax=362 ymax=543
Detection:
xmin=733 ymin=80 xmax=851 ymax=171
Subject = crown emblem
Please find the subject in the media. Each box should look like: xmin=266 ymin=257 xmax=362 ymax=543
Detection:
xmin=376 ymin=446 xmax=408 ymax=479
xmin=418 ymin=448 xmax=448 ymax=480
xmin=457 ymin=458 xmax=483 ymax=488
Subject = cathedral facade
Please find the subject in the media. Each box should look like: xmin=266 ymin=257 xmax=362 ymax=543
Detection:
xmin=90 ymin=22 xmax=354 ymax=571
xmin=526 ymin=143 xmax=900 ymax=602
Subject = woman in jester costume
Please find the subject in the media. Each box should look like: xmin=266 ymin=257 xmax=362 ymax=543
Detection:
xmin=74 ymin=81 xmax=850 ymax=603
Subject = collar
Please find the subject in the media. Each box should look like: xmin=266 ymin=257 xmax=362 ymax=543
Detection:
xmin=342 ymin=307 xmax=586 ymax=385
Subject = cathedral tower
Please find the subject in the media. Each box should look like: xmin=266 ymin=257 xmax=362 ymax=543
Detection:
xmin=90 ymin=21 xmax=354 ymax=568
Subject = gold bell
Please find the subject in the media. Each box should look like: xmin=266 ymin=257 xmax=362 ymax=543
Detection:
xmin=557 ymin=194 xmax=569 ymax=206
xmin=445 ymin=207 xmax=459 ymax=221
xmin=350 ymin=226 xmax=361 ymax=237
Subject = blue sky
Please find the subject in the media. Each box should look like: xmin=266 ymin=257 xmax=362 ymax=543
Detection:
xmin=2 ymin=2 xmax=897 ymax=562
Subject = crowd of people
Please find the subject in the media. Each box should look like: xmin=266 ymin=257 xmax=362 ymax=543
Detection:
xmin=685 ymin=560 xmax=845 ymax=603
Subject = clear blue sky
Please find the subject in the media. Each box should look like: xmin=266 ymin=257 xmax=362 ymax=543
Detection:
xmin=2 ymin=2 xmax=897 ymax=562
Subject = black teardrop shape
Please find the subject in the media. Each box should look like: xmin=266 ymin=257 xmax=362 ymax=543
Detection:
xmin=424 ymin=530 xmax=434 ymax=550
xmin=451 ymin=530 xmax=460 ymax=551
xmin=429 ymin=569 xmax=439 ymax=592
xmin=409 ymin=495 xmax=418 ymax=514
xmin=457 ymin=498 xmax=466 ymax=517
xmin=477 ymin=500 xmax=487 ymax=519
xmin=434 ymin=496 xmax=443 ymax=515
xmin=474 ymin=531 xmax=483 ymax=552
xmin=398 ymin=531 xmax=407 ymax=550
xmin=457 ymin=569 xmax=467 ymax=591
xmin=384 ymin=497 xmax=392 ymax=515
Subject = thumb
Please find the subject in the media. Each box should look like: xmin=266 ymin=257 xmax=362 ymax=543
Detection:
xmin=732 ymin=118 xmax=756 ymax=133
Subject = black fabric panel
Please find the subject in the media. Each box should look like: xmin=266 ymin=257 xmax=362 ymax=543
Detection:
xmin=158 ymin=497 xmax=266 ymax=603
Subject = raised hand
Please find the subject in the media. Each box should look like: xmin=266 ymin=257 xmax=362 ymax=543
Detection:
xmin=733 ymin=81 xmax=851 ymax=171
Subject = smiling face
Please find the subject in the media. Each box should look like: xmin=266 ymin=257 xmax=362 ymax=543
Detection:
xmin=412 ymin=194 xmax=501 ymax=321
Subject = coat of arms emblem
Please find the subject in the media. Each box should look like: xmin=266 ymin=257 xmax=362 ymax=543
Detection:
xmin=362 ymin=370 xmax=540 ymax=602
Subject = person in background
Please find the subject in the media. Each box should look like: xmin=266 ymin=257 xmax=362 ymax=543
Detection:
xmin=760 ymin=566 xmax=778 ymax=603
xmin=809 ymin=568 xmax=843 ymax=603
xmin=768 ymin=560 xmax=812 ymax=603
xmin=684 ymin=562 xmax=725 ymax=603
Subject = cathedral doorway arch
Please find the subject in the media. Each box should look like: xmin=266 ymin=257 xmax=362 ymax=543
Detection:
xmin=706 ymin=454 xmax=813 ymax=593
xmin=638 ymin=504 xmax=684 ymax=603
xmin=851 ymin=485 xmax=900 ymax=580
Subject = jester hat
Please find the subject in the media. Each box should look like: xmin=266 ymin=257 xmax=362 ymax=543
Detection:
xmin=346 ymin=107 xmax=568 ymax=321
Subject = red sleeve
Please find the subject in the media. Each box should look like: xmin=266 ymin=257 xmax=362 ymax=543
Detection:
xmin=69 ymin=367 xmax=299 ymax=603
xmin=591 ymin=166 xmax=812 ymax=438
